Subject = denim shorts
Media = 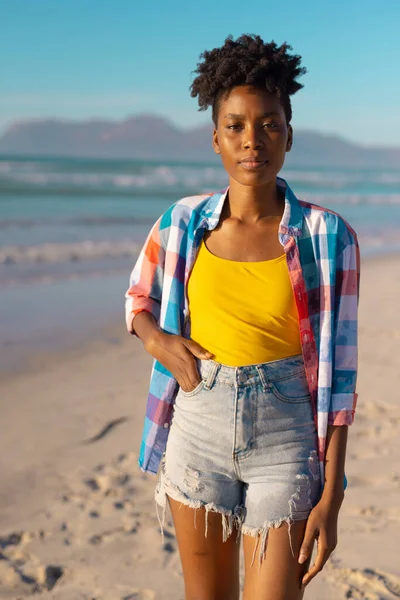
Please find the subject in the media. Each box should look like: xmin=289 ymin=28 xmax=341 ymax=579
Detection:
xmin=154 ymin=352 xmax=322 ymax=567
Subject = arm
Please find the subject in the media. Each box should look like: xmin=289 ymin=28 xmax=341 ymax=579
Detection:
xmin=322 ymin=225 xmax=360 ymax=496
xmin=125 ymin=215 xmax=166 ymax=336
xmin=131 ymin=310 xmax=163 ymax=348
xmin=321 ymin=423 xmax=347 ymax=504
xmin=299 ymin=425 xmax=348 ymax=588
xmin=329 ymin=225 xmax=361 ymax=427
xmin=299 ymin=224 xmax=360 ymax=587
xmin=124 ymin=212 xmax=213 ymax=392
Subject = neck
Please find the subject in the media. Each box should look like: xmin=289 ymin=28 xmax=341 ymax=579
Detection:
xmin=226 ymin=177 xmax=285 ymax=224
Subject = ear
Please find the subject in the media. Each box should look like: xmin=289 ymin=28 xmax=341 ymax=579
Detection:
xmin=286 ymin=125 xmax=293 ymax=152
xmin=212 ymin=127 xmax=220 ymax=155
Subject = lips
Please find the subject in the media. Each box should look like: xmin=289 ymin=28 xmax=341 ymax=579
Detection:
xmin=239 ymin=158 xmax=269 ymax=170
xmin=240 ymin=156 xmax=268 ymax=163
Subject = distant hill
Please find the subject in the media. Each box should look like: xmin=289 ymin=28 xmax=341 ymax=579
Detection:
xmin=0 ymin=114 xmax=399 ymax=168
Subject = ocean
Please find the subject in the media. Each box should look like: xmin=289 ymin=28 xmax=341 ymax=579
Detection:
xmin=1 ymin=155 xmax=399 ymax=373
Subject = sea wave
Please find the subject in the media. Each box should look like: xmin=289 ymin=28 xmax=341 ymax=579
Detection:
xmin=303 ymin=192 xmax=400 ymax=205
xmin=0 ymin=216 xmax=156 ymax=229
xmin=1 ymin=158 xmax=400 ymax=197
xmin=0 ymin=269 xmax=126 ymax=288
xmin=0 ymin=240 xmax=142 ymax=265
xmin=283 ymin=170 xmax=400 ymax=186
xmin=0 ymin=162 xmax=228 ymax=196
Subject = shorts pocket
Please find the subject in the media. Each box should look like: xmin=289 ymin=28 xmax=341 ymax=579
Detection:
xmin=179 ymin=379 xmax=204 ymax=397
xmin=270 ymin=370 xmax=311 ymax=404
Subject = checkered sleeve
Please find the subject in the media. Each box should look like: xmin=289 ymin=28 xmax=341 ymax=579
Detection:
xmin=125 ymin=215 xmax=166 ymax=336
xmin=329 ymin=223 xmax=361 ymax=426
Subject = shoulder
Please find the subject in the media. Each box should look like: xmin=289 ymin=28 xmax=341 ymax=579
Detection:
xmin=161 ymin=191 xmax=215 ymax=223
xmin=156 ymin=190 xmax=219 ymax=243
xmin=173 ymin=190 xmax=216 ymax=216
xmin=298 ymin=198 xmax=358 ymax=247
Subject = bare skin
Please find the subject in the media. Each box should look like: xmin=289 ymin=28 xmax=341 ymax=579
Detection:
xmin=242 ymin=522 xmax=313 ymax=600
xmin=133 ymin=84 xmax=346 ymax=597
xmin=168 ymin=495 xmax=313 ymax=600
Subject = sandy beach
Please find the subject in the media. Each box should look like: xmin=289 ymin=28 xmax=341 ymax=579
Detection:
xmin=1 ymin=253 xmax=400 ymax=600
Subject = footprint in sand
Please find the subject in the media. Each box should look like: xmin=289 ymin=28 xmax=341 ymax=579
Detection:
xmin=47 ymin=452 xmax=142 ymax=547
xmin=0 ymin=554 xmax=64 ymax=595
xmin=36 ymin=565 xmax=64 ymax=591
xmin=326 ymin=563 xmax=400 ymax=599
xmin=358 ymin=505 xmax=384 ymax=518
xmin=88 ymin=525 xmax=130 ymax=545
xmin=0 ymin=532 xmax=24 ymax=548
xmin=122 ymin=591 xmax=156 ymax=600
xmin=163 ymin=541 xmax=176 ymax=553
xmin=0 ymin=452 xmax=155 ymax=597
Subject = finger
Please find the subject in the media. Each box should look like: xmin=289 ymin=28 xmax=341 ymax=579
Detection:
xmin=180 ymin=346 xmax=206 ymax=390
xmin=176 ymin=359 xmax=202 ymax=392
xmin=298 ymin=524 xmax=317 ymax=564
xmin=173 ymin=361 xmax=192 ymax=391
xmin=186 ymin=363 xmax=203 ymax=389
xmin=179 ymin=370 xmax=198 ymax=392
xmin=301 ymin=545 xmax=329 ymax=587
xmin=169 ymin=347 xmax=197 ymax=390
xmin=183 ymin=338 xmax=213 ymax=359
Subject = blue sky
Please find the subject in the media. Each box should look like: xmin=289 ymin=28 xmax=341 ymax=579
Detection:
xmin=1 ymin=0 xmax=399 ymax=147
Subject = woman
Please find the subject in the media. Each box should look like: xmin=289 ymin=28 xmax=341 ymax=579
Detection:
xmin=125 ymin=34 xmax=360 ymax=599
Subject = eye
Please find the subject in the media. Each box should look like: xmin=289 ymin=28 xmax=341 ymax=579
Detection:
xmin=226 ymin=122 xmax=278 ymax=131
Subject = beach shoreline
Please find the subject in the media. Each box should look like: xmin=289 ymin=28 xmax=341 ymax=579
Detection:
xmin=1 ymin=252 xmax=400 ymax=598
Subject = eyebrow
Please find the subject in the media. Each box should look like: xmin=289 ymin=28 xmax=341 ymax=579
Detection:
xmin=223 ymin=111 xmax=281 ymax=119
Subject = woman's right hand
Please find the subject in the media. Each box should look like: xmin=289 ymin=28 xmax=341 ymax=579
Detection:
xmin=145 ymin=331 xmax=213 ymax=393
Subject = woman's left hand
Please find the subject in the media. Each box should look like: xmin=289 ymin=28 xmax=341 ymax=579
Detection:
xmin=298 ymin=496 xmax=341 ymax=589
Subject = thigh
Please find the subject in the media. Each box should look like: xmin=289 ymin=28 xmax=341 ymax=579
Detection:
xmin=242 ymin=520 xmax=313 ymax=600
xmin=168 ymin=495 xmax=241 ymax=600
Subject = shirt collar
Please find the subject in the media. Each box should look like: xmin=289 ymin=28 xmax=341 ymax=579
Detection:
xmin=200 ymin=176 xmax=303 ymax=237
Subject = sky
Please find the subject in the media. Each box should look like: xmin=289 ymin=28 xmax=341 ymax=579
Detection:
xmin=1 ymin=0 xmax=400 ymax=147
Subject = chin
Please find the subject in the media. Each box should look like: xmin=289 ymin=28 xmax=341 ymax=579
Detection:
xmin=230 ymin=170 xmax=279 ymax=187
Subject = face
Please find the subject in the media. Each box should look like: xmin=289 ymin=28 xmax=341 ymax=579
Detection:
xmin=212 ymin=85 xmax=293 ymax=187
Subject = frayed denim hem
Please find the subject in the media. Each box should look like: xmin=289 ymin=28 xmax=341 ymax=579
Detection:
xmin=154 ymin=451 xmax=318 ymax=570
xmin=241 ymin=517 xmax=297 ymax=571
xmin=154 ymin=454 xmax=244 ymax=546
xmin=241 ymin=451 xmax=319 ymax=570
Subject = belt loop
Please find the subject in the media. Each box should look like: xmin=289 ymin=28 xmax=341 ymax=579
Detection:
xmin=203 ymin=361 xmax=219 ymax=390
xmin=256 ymin=365 xmax=268 ymax=391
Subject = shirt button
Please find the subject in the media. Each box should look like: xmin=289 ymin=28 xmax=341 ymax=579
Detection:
xmin=298 ymin=292 xmax=302 ymax=299
xmin=303 ymin=334 xmax=308 ymax=342
xmin=163 ymin=422 xmax=169 ymax=429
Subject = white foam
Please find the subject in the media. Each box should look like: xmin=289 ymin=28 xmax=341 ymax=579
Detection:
xmin=2 ymin=158 xmax=399 ymax=197
xmin=302 ymin=192 xmax=400 ymax=205
xmin=0 ymin=240 xmax=142 ymax=265
xmin=0 ymin=161 xmax=228 ymax=193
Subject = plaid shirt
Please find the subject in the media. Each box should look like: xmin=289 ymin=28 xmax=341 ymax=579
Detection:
xmin=125 ymin=176 xmax=360 ymax=490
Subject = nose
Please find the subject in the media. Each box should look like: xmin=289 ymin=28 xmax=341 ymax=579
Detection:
xmin=243 ymin=126 xmax=264 ymax=150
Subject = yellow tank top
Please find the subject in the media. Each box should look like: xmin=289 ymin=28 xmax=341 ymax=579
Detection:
xmin=187 ymin=238 xmax=302 ymax=366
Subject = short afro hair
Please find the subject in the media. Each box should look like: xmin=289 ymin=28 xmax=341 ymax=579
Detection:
xmin=189 ymin=33 xmax=307 ymax=126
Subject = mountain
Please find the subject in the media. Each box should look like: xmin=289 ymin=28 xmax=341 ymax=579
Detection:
xmin=0 ymin=114 xmax=399 ymax=168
